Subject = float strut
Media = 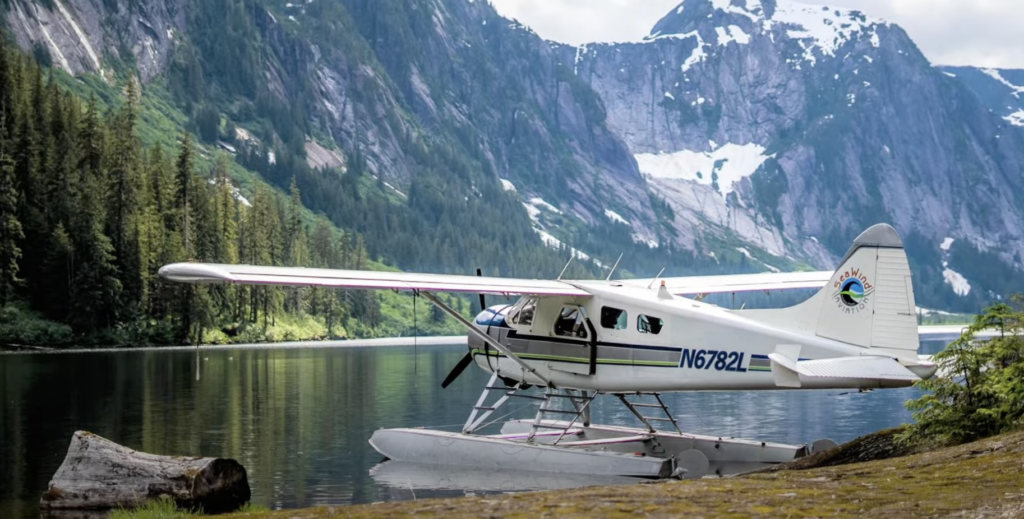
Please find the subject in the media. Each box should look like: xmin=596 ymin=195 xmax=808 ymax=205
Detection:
xmin=421 ymin=291 xmax=550 ymax=387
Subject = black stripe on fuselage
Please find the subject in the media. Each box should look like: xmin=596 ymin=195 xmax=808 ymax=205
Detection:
xmin=505 ymin=330 xmax=683 ymax=353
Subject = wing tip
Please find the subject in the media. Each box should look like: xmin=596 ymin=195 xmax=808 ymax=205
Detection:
xmin=158 ymin=263 xmax=236 ymax=283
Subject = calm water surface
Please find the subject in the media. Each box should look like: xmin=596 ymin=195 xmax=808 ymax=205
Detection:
xmin=0 ymin=340 xmax=949 ymax=517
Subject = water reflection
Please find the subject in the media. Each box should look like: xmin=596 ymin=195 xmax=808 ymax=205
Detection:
xmin=1 ymin=340 xmax=948 ymax=517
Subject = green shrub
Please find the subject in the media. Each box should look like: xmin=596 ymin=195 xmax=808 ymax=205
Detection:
xmin=0 ymin=304 xmax=74 ymax=347
xmin=899 ymin=296 xmax=1024 ymax=447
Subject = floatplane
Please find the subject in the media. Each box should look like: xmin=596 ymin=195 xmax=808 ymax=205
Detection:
xmin=160 ymin=223 xmax=944 ymax=479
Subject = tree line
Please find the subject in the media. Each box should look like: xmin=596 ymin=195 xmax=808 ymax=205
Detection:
xmin=0 ymin=37 xmax=378 ymax=346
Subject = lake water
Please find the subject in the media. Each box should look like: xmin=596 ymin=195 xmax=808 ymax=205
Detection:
xmin=0 ymin=340 xmax=949 ymax=518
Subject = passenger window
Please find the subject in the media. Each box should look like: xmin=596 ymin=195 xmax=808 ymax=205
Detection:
xmin=638 ymin=314 xmax=664 ymax=335
xmin=600 ymin=306 xmax=627 ymax=330
xmin=553 ymin=306 xmax=588 ymax=339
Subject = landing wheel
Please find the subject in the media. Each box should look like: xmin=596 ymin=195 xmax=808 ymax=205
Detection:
xmin=672 ymin=449 xmax=709 ymax=480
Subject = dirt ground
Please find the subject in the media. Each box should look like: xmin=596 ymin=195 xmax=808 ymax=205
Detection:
xmin=224 ymin=429 xmax=1024 ymax=519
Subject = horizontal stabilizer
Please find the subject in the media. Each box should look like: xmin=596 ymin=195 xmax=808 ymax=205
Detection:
xmin=768 ymin=352 xmax=922 ymax=389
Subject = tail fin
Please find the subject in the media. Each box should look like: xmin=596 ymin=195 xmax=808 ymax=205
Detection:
xmin=815 ymin=224 xmax=918 ymax=356
xmin=743 ymin=224 xmax=919 ymax=358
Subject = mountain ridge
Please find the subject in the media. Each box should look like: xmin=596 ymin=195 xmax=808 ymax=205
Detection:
xmin=4 ymin=0 xmax=1024 ymax=312
xmin=556 ymin=0 xmax=1024 ymax=309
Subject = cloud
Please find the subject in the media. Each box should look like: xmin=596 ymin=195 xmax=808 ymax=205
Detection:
xmin=488 ymin=0 xmax=680 ymax=44
xmin=488 ymin=0 xmax=1024 ymax=68
xmin=801 ymin=0 xmax=1024 ymax=67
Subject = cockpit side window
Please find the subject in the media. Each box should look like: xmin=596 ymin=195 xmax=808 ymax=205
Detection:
xmin=553 ymin=305 xmax=588 ymax=339
xmin=600 ymin=306 xmax=627 ymax=330
xmin=638 ymin=314 xmax=664 ymax=335
xmin=511 ymin=298 xmax=538 ymax=326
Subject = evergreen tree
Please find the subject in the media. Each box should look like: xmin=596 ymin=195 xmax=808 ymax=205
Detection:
xmin=284 ymin=177 xmax=308 ymax=313
xmin=0 ymin=115 xmax=23 ymax=305
xmin=0 ymin=39 xmax=477 ymax=345
xmin=40 ymin=223 xmax=74 ymax=320
xmin=107 ymin=76 xmax=143 ymax=315
xmin=175 ymin=132 xmax=195 ymax=257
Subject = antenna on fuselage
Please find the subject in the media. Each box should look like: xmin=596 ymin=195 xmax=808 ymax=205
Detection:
xmin=557 ymin=256 xmax=575 ymax=280
xmin=646 ymin=267 xmax=666 ymax=289
xmin=605 ymin=253 xmax=624 ymax=281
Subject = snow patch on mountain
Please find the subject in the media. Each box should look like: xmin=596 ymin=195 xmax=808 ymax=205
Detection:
xmin=943 ymin=267 xmax=971 ymax=297
xmin=666 ymin=0 xmax=887 ymax=67
xmin=604 ymin=209 xmax=630 ymax=226
xmin=680 ymin=32 xmax=707 ymax=71
xmin=529 ymin=197 xmax=562 ymax=214
xmin=1004 ymin=110 xmax=1024 ymax=127
xmin=633 ymin=234 xmax=658 ymax=248
xmin=940 ymin=237 xmax=954 ymax=252
xmin=500 ymin=178 xmax=516 ymax=192
xmin=981 ymin=68 xmax=1024 ymax=98
xmin=715 ymin=25 xmax=750 ymax=46
xmin=523 ymin=203 xmax=541 ymax=222
xmin=770 ymin=1 xmax=886 ymax=65
xmin=534 ymin=229 xmax=605 ymax=267
xmin=634 ymin=143 xmax=770 ymax=197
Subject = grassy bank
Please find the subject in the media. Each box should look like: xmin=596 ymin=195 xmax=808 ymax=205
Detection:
xmin=202 ymin=428 xmax=1024 ymax=519
xmin=0 ymin=291 xmax=464 ymax=349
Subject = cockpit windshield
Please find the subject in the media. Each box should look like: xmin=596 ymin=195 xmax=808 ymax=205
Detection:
xmin=473 ymin=304 xmax=512 ymax=327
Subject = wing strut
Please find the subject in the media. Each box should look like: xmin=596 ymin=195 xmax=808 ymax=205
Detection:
xmin=421 ymin=291 xmax=551 ymax=387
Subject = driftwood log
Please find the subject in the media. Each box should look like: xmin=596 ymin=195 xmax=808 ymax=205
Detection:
xmin=40 ymin=431 xmax=250 ymax=513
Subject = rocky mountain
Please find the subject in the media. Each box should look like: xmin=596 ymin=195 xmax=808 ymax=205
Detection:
xmin=940 ymin=66 xmax=1024 ymax=128
xmin=557 ymin=0 xmax=1024 ymax=309
xmin=2 ymin=0 xmax=669 ymax=279
xmin=5 ymin=0 xmax=183 ymax=82
xmin=4 ymin=0 xmax=1024 ymax=310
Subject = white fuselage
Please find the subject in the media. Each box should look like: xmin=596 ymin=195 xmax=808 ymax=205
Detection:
xmin=468 ymin=282 xmax=910 ymax=392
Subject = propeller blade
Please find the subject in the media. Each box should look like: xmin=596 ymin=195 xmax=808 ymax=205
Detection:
xmin=476 ymin=268 xmax=486 ymax=312
xmin=441 ymin=352 xmax=474 ymax=389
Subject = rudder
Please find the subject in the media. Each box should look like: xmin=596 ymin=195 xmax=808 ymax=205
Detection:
xmin=815 ymin=224 xmax=918 ymax=358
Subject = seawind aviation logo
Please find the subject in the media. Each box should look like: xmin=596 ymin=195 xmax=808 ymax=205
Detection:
xmin=832 ymin=268 xmax=874 ymax=313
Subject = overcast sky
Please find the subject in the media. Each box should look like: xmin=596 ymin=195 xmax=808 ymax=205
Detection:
xmin=488 ymin=0 xmax=1024 ymax=69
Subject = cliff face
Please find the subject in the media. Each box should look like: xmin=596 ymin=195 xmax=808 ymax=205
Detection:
xmin=558 ymin=0 xmax=1024 ymax=307
xmin=6 ymin=0 xmax=185 ymax=82
xmin=939 ymin=66 xmax=1024 ymax=128
xmin=330 ymin=0 xmax=659 ymax=241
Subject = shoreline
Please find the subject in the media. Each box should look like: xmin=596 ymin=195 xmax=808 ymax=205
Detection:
xmin=0 ymin=335 xmax=467 ymax=356
xmin=219 ymin=428 xmax=1024 ymax=519
xmin=1 ymin=325 xmax=968 ymax=356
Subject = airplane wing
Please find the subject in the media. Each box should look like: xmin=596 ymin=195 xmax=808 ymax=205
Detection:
xmin=160 ymin=263 xmax=833 ymax=298
xmin=622 ymin=271 xmax=833 ymax=295
xmin=157 ymin=263 xmax=590 ymax=297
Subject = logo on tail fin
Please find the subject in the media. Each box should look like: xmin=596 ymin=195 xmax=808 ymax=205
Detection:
xmin=833 ymin=269 xmax=874 ymax=312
